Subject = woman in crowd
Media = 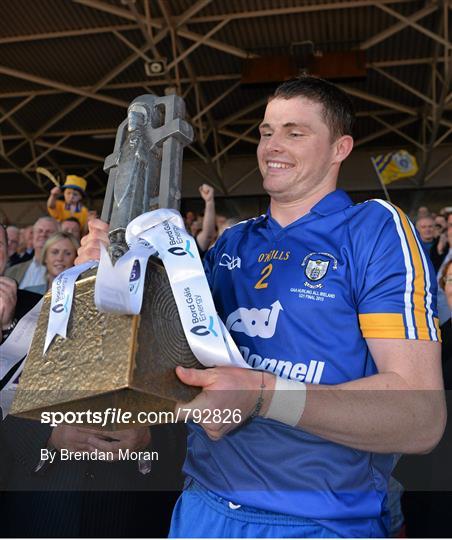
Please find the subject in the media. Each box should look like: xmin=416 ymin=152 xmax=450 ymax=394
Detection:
xmin=1 ymin=225 xmax=186 ymax=538
xmin=439 ymin=259 xmax=451 ymax=375
xmin=402 ymin=259 xmax=452 ymax=537
xmin=27 ymin=231 xmax=79 ymax=294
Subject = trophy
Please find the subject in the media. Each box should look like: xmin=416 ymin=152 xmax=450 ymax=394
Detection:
xmin=11 ymin=94 xmax=204 ymax=428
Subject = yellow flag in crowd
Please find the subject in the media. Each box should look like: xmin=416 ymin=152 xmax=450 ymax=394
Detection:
xmin=371 ymin=150 xmax=419 ymax=185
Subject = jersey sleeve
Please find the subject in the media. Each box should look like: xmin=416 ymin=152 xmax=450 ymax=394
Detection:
xmin=202 ymin=237 xmax=221 ymax=289
xmin=47 ymin=200 xmax=63 ymax=221
xmin=78 ymin=206 xmax=88 ymax=229
xmin=355 ymin=200 xmax=440 ymax=342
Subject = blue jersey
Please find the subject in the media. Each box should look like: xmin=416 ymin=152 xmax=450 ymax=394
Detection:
xmin=183 ymin=189 xmax=440 ymax=537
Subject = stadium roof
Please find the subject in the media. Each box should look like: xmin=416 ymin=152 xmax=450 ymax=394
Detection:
xmin=0 ymin=0 xmax=451 ymax=199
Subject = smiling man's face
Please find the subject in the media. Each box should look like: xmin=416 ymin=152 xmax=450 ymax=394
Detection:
xmin=257 ymin=97 xmax=339 ymax=204
xmin=33 ymin=218 xmax=58 ymax=252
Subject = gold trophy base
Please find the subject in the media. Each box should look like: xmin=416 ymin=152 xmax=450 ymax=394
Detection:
xmin=11 ymin=258 xmax=202 ymax=429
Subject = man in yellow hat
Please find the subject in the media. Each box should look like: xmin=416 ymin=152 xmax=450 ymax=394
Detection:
xmin=47 ymin=175 xmax=89 ymax=230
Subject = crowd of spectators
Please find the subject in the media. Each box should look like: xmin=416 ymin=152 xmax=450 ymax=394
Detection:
xmin=2 ymin=196 xmax=449 ymax=331
xmin=1 ymin=196 xmax=449 ymax=353
xmin=0 ymin=175 xmax=450 ymax=537
xmin=0 ymin=178 xmax=242 ymax=537
xmin=2 ymin=180 xmax=240 ymax=297
xmin=415 ymin=205 xmax=451 ymax=333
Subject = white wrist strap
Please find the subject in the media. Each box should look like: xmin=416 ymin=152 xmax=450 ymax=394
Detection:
xmin=264 ymin=377 xmax=307 ymax=427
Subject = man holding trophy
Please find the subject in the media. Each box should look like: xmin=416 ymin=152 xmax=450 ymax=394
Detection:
xmin=75 ymin=76 xmax=445 ymax=537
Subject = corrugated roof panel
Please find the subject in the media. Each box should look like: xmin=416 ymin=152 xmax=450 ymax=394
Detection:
xmin=12 ymin=93 xmax=93 ymax=134
xmin=0 ymin=33 xmax=140 ymax=87
xmin=0 ymin=0 xmax=449 ymax=196
xmin=0 ymin=73 xmax=45 ymax=94
xmin=48 ymin=97 xmax=127 ymax=133
xmin=0 ymin=0 xmax=126 ymax=37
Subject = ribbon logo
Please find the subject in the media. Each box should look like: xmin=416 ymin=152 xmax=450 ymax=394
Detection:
xmin=130 ymin=260 xmax=141 ymax=281
xmin=125 ymin=209 xmax=248 ymax=369
xmin=129 ymin=260 xmax=142 ymax=295
xmin=191 ymin=316 xmax=218 ymax=337
xmin=42 ymin=208 xmax=249 ymax=370
xmin=44 ymin=261 xmax=99 ymax=354
xmin=51 ymin=303 xmax=65 ymax=314
xmin=168 ymin=240 xmax=195 ymax=258
xmin=0 ymin=298 xmax=43 ymax=418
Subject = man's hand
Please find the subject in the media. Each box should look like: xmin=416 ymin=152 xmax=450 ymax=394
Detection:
xmin=75 ymin=218 xmax=109 ymax=264
xmin=199 ymin=184 xmax=214 ymax=203
xmin=49 ymin=425 xmax=108 ymax=454
xmin=49 ymin=425 xmax=151 ymax=460
xmin=437 ymin=232 xmax=448 ymax=254
xmin=82 ymin=427 xmax=151 ymax=460
xmin=87 ymin=210 xmax=98 ymax=222
xmin=0 ymin=276 xmax=17 ymax=340
xmin=175 ymin=366 xmax=274 ymax=440
xmin=50 ymin=186 xmax=62 ymax=198
xmin=47 ymin=186 xmax=62 ymax=209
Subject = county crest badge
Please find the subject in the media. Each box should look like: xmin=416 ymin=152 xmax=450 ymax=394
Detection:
xmin=301 ymin=252 xmax=338 ymax=289
xmin=305 ymin=259 xmax=330 ymax=281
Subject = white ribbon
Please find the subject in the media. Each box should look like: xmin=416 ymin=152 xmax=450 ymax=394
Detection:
xmin=0 ymin=298 xmax=43 ymax=417
xmin=42 ymin=209 xmax=248 ymax=370
xmin=94 ymin=243 xmax=156 ymax=314
xmin=44 ymin=261 xmax=98 ymax=353
xmin=125 ymin=209 xmax=248 ymax=368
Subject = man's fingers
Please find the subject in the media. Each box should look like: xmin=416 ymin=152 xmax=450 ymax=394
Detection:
xmin=76 ymin=219 xmax=110 ymax=265
xmin=0 ymin=276 xmax=17 ymax=288
xmin=87 ymin=431 xmax=144 ymax=456
xmin=87 ymin=218 xmax=109 ymax=234
xmin=76 ymin=427 xmax=109 ymax=435
xmin=0 ymin=279 xmax=18 ymax=298
xmin=175 ymin=368 xmax=223 ymax=420
xmin=175 ymin=366 xmax=216 ymax=388
xmin=74 ymin=248 xmax=100 ymax=265
xmin=0 ymin=278 xmax=17 ymax=326
xmin=0 ymin=288 xmax=16 ymax=304
xmin=88 ymin=436 xmax=122 ymax=453
xmin=52 ymin=426 xmax=102 ymax=453
xmin=0 ymin=286 xmax=16 ymax=297
xmin=100 ymin=428 xmax=135 ymax=439
xmin=75 ymin=239 xmax=105 ymax=264
xmin=175 ymin=387 xmax=213 ymax=423
xmin=79 ymin=229 xmax=108 ymax=247
xmin=198 ymin=184 xmax=213 ymax=200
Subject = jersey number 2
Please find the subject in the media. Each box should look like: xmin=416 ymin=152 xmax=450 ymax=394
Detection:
xmin=254 ymin=263 xmax=273 ymax=289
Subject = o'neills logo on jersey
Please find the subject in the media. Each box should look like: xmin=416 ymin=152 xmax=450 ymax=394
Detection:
xmin=257 ymin=250 xmax=290 ymax=263
xmin=240 ymin=346 xmax=325 ymax=384
xmin=226 ymin=301 xmax=283 ymax=338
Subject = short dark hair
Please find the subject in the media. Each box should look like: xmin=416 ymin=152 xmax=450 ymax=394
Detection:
xmin=62 ymin=216 xmax=80 ymax=226
xmin=271 ymin=76 xmax=355 ymax=141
